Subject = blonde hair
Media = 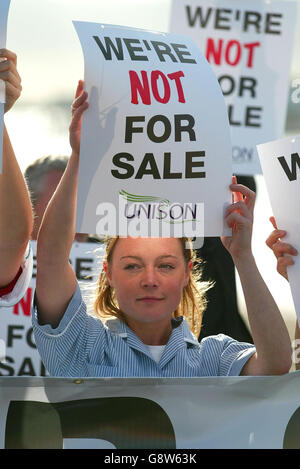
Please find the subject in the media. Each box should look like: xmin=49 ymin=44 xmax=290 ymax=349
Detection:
xmin=93 ymin=236 xmax=211 ymax=337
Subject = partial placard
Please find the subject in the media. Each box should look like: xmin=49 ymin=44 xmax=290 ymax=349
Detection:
xmin=170 ymin=0 xmax=298 ymax=175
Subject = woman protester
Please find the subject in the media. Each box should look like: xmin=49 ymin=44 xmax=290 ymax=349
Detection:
xmin=32 ymin=81 xmax=291 ymax=377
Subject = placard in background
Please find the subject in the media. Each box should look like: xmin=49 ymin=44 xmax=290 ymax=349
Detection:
xmin=257 ymin=135 xmax=300 ymax=324
xmin=170 ymin=0 xmax=297 ymax=175
xmin=0 ymin=241 xmax=104 ymax=377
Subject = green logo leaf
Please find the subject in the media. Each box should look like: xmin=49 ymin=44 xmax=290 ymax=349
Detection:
xmin=119 ymin=189 xmax=169 ymax=205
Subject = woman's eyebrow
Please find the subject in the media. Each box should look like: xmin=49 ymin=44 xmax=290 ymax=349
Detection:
xmin=157 ymin=255 xmax=178 ymax=260
xmin=120 ymin=256 xmax=141 ymax=261
xmin=119 ymin=255 xmax=178 ymax=261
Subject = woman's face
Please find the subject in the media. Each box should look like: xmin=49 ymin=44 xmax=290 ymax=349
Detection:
xmin=104 ymin=237 xmax=192 ymax=329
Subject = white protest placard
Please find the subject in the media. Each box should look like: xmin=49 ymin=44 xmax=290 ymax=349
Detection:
xmin=74 ymin=22 xmax=232 ymax=238
xmin=0 ymin=241 xmax=104 ymax=377
xmin=257 ymin=135 xmax=300 ymax=323
xmin=170 ymin=0 xmax=298 ymax=175
xmin=2 ymin=373 xmax=300 ymax=449
xmin=0 ymin=0 xmax=11 ymax=173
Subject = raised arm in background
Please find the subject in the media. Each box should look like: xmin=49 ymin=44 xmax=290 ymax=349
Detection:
xmin=266 ymin=216 xmax=299 ymax=370
xmin=0 ymin=49 xmax=33 ymax=287
xmin=222 ymin=184 xmax=292 ymax=375
xmin=36 ymin=80 xmax=88 ymax=327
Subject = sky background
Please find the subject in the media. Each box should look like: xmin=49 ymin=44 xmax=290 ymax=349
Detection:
xmin=7 ymin=0 xmax=175 ymax=103
xmin=5 ymin=0 xmax=300 ymax=103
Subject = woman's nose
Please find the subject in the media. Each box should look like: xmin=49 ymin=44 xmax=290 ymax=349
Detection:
xmin=140 ymin=267 xmax=159 ymax=287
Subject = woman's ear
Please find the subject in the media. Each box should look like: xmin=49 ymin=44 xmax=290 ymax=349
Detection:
xmin=183 ymin=260 xmax=193 ymax=287
xmin=103 ymin=261 xmax=113 ymax=287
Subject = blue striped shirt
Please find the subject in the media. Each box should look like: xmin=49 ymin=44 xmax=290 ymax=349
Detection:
xmin=32 ymin=283 xmax=256 ymax=377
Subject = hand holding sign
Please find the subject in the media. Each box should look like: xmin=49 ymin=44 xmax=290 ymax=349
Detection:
xmin=0 ymin=49 xmax=22 ymax=113
xmin=221 ymin=177 xmax=255 ymax=262
xmin=265 ymin=216 xmax=298 ymax=281
xmin=69 ymin=80 xmax=89 ymax=155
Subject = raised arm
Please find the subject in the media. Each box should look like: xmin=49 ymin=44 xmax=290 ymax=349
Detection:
xmin=266 ymin=216 xmax=299 ymax=369
xmin=36 ymin=81 xmax=88 ymax=327
xmin=0 ymin=49 xmax=33 ymax=287
xmin=221 ymin=179 xmax=292 ymax=375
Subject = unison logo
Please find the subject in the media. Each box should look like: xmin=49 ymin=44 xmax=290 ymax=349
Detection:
xmin=120 ymin=190 xmax=197 ymax=223
xmin=95 ymin=190 xmax=204 ymax=238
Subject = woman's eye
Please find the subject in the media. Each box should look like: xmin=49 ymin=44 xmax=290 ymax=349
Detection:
xmin=159 ymin=264 xmax=174 ymax=270
xmin=124 ymin=264 xmax=140 ymax=270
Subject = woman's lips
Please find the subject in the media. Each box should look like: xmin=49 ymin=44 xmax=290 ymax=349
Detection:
xmin=136 ymin=297 xmax=164 ymax=302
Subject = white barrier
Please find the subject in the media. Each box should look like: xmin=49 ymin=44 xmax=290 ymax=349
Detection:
xmin=1 ymin=373 xmax=300 ymax=449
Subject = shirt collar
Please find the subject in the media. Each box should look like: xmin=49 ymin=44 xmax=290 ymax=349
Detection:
xmin=105 ymin=318 xmax=152 ymax=358
xmin=105 ymin=316 xmax=199 ymax=350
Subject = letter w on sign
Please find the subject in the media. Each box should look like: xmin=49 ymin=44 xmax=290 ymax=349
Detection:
xmin=277 ymin=153 xmax=300 ymax=182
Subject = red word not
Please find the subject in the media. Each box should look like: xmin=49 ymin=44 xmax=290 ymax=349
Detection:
xmin=13 ymin=288 xmax=32 ymax=317
xmin=206 ymin=38 xmax=260 ymax=67
xmin=129 ymin=70 xmax=186 ymax=105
